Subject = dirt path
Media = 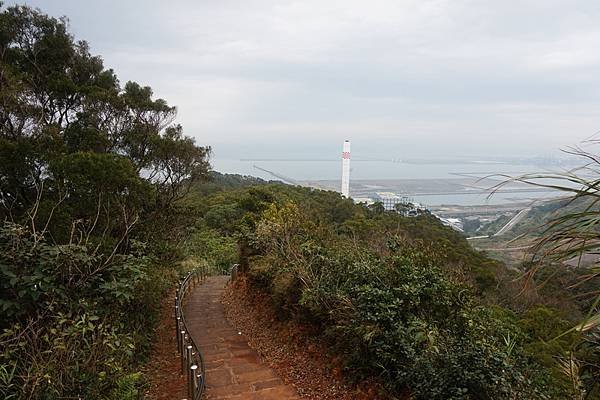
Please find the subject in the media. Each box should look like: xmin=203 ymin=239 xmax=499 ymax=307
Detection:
xmin=184 ymin=276 xmax=299 ymax=400
xmin=143 ymin=289 xmax=186 ymax=400
xmin=222 ymin=278 xmax=384 ymax=400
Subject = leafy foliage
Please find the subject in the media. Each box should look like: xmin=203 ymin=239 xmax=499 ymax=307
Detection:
xmin=0 ymin=4 xmax=210 ymax=398
xmin=491 ymin=144 xmax=600 ymax=396
xmin=182 ymin=182 xmax=599 ymax=398
xmin=248 ymin=201 xmax=534 ymax=399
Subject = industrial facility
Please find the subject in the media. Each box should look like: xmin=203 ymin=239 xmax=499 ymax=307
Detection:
xmin=338 ymin=141 xmax=430 ymax=218
xmin=341 ymin=140 xmax=351 ymax=198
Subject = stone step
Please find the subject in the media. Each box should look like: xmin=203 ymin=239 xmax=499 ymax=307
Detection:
xmin=183 ymin=276 xmax=300 ymax=400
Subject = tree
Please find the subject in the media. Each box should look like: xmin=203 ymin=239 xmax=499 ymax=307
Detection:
xmin=369 ymin=201 xmax=385 ymax=215
xmin=0 ymin=4 xmax=211 ymax=234
xmin=0 ymin=5 xmax=212 ymax=397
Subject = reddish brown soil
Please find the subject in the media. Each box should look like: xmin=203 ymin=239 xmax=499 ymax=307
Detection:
xmin=222 ymin=277 xmax=387 ymax=400
xmin=143 ymin=290 xmax=186 ymax=400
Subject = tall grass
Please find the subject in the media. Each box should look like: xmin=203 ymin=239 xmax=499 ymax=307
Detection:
xmin=491 ymin=142 xmax=600 ymax=396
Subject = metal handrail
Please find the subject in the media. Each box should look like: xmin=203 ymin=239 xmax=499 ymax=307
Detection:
xmin=230 ymin=263 xmax=239 ymax=282
xmin=175 ymin=265 xmax=209 ymax=400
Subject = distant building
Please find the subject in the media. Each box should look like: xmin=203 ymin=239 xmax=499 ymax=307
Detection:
xmin=374 ymin=192 xmax=404 ymax=211
xmin=354 ymin=192 xmax=430 ymax=217
xmin=357 ymin=192 xmax=462 ymax=232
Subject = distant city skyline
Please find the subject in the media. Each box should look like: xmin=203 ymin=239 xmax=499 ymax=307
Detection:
xmin=9 ymin=0 xmax=600 ymax=160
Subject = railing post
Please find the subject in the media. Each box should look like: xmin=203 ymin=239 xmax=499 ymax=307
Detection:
xmin=196 ymin=362 xmax=204 ymax=397
xmin=185 ymin=344 xmax=193 ymax=394
xmin=186 ymin=345 xmax=193 ymax=369
xmin=180 ymin=331 xmax=187 ymax=373
xmin=189 ymin=364 xmax=198 ymax=399
xmin=176 ymin=316 xmax=182 ymax=353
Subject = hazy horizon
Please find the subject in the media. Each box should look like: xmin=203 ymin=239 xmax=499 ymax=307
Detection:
xmin=9 ymin=1 xmax=600 ymax=160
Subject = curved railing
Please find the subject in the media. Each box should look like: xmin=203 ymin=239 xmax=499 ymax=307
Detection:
xmin=175 ymin=266 xmax=209 ymax=400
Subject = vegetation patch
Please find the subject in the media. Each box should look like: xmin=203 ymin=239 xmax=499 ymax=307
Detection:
xmin=187 ymin=183 xmax=599 ymax=399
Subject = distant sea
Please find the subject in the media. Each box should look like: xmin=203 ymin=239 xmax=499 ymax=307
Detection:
xmin=211 ymin=158 xmax=568 ymax=206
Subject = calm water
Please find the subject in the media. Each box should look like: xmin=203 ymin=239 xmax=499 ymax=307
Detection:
xmin=212 ymin=159 xmax=551 ymax=180
xmin=211 ymin=158 xmax=566 ymax=206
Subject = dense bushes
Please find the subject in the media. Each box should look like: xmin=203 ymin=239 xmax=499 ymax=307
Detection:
xmin=185 ymin=184 xmax=598 ymax=399
xmin=0 ymin=5 xmax=210 ymax=398
xmin=246 ymin=202 xmax=535 ymax=398
xmin=0 ymin=223 xmax=174 ymax=398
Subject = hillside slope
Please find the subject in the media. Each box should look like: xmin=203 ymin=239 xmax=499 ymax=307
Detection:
xmin=185 ymin=183 xmax=600 ymax=399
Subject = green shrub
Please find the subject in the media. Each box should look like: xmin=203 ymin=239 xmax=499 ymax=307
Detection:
xmin=0 ymin=223 xmax=164 ymax=398
xmin=0 ymin=4 xmax=211 ymax=398
xmin=183 ymin=180 xmax=600 ymax=398
xmin=241 ymin=200 xmax=551 ymax=398
xmin=107 ymin=372 xmax=142 ymax=400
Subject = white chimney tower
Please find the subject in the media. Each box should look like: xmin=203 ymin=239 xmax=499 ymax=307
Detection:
xmin=341 ymin=140 xmax=351 ymax=198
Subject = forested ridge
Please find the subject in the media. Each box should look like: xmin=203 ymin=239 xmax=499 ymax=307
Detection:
xmin=1 ymin=4 xmax=599 ymax=400
xmin=187 ymin=182 xmax=599 ymax=399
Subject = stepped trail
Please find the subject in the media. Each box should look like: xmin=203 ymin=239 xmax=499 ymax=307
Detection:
xmin=184 ymin=276 xmax=300 ymax=400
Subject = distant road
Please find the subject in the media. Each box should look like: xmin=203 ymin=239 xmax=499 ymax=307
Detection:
xmin=493 ymin=204 xmax=534 ymax=237
xmin=476 ymin=245 xmax=532 ymax=251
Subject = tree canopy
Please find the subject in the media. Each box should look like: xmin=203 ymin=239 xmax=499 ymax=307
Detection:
xmin=0 ymin=5 xmax=211 ymax=398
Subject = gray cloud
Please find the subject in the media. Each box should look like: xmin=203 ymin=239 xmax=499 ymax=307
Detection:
xmin=8 ymin=0 xmax=600 ymax=159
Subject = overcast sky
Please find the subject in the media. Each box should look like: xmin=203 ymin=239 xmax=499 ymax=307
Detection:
xmin=7 ymin=1 xmax=600 ymax=159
